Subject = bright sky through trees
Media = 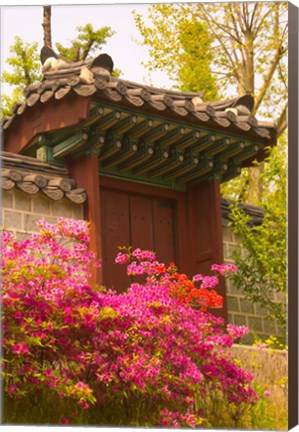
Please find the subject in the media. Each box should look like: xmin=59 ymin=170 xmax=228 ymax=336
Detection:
xmin=0 ymin=3 xmax=175 ymax=97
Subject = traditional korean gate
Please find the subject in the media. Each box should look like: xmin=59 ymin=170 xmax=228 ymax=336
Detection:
xmin=101 ymin=185 xmax=176 ymax=292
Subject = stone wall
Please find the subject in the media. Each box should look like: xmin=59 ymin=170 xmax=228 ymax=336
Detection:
xmin=223 ymin=224 xmax=285 ymax=344
xmin=1 ymin=188 xmax=84 ymax=241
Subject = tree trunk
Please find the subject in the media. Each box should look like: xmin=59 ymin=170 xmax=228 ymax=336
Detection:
xmin=43 ymin=6 xmax=52 ymax=47
xmin=237 ymin=30 xmax=264 ymax=204
xmin=237 ymin=31 xmax=254 ymax=96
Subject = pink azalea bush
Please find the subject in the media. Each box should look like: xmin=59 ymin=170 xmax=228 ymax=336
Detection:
xmin=2 ymin=218 xmax=258 ymax=427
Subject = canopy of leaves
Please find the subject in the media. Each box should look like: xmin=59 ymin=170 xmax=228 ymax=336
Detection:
xmin=133 ymin=4 xmax=218 ymax=100
xmin=133 ymin=3 xmax=288 ymax=205
xmin=227 ymin=133 xmax=287 ymax=334
xmin=1 ymin=37 xmax=42 ymax=116
xmin=1 ymin=25 xmax=117 ymax=117
xmin=134 ymin=3 xmax=287 ymax=122
xmin=55 ymin=24 xmax=116 ymax=62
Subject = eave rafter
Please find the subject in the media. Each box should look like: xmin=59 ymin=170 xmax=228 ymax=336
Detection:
xmin=23 ymin=100 xmax=271 ymax=187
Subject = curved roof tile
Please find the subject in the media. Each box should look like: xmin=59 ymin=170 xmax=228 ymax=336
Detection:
xmin=1 ymin=151 xmax=86 ymax=203
xmin=2 ymin=50 xmax=277 ymax=143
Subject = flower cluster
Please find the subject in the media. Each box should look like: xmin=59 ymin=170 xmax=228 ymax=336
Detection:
xmin=116 ymin=247 xmax=228 ymax=312
xmin=211 ymin=263 xmax=238 ymax=275
xmin=2 ymin=219 xmax=257 ymax=427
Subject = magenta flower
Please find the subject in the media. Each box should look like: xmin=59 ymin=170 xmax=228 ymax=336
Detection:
xmin=13 ymin=343 xmax=29 ymax=355
xmin=211 ymin=263 xmax=238 ymax=275
xmin=7 ymin=384 xmax=17 ymax=395
xmin=60 ymin=417 xmax=70 ymax=425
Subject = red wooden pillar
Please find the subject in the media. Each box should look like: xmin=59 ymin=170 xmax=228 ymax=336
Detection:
xmin=66 ymin=155 xmax=103 ymax=285
xmin=186 ymin=181 xmax=227 ymax=321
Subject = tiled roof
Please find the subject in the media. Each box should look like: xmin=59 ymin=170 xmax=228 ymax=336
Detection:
xmin=1 ymin=151 xmax=86 ymax=203
xmin=2 ymin=51 xmax=276 ymax=141
xmin=2 ymin=49 xmax=277 ymax=186
xmin=221 ymin=197 xmax=264 ymax=226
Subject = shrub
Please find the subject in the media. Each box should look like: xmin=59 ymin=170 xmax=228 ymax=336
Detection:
xmin=2 ymin=218 xmax=258 ymax=427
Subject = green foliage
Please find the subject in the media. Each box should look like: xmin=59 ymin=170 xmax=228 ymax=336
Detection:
xmin=133 ymin=4 xmax=218 ymax=99
xmin=55 ymin=24 xmax=116 ymax=62
xmin=1 ymin=37 xmax=41 ymax=116
xmin=134 ymin=3 xmax=288 ymax=205
xmin=227 ymin=138 xmax=287 ymax=332
xmin=2 ymin=37 xmax=41 ymax=87
xmin=1 ymin=25 xmax=117 ymax=117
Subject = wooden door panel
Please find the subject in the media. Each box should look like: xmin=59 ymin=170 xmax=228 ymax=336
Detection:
xmin=101 ymin=189 xmax=130 ymax=292
xmin=153 ymin=198 xmax=175 ymax=265
xmin=101 ymin=186 xmax=177 ymax=292
xmin=130 ymin=195 xmax=154 ymax=251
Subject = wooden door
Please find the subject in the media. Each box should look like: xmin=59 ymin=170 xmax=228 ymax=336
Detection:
xmin=101 ymin=187 xmax=176 ymax=292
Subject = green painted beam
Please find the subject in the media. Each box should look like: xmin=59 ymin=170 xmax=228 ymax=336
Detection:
xmin=142 ymin=122 xmax=174 ymax=142
xmin=99 ymin=166 xmax=185 ymax=191
xmin=128 ymin=118 xmax=155 ymax=140
xmin=221 ymin=160 xmax=242 ymax=183
xmin=175 ymin=130 xmax=203 ymax=150
xmin=101 ymin=137 xmax=138 ymax=169
xmin=98 ymin=133 xmax=122 ymax=161
xmin=52 ymin=130 xmax=88 ymax=159
xmin=162 ymin=152 xmax=200 ymax=180
xmin=215 ymin=140 xmax=247 ymax=161
xmin=205 ymin=137 xmax=239 ymax=159
xmin=235 ymin=143 xmax=261 ymax=162
xmin=110 ymin=114 xmax=139 ymax=135
xmin=81 ymin=105 xmax=108 ymax=128
xmin=158 ymin=126 xmax=187 ymax=147
xmin=175 ymin=156 xmax=214 ymax=183
xmin=187 ymin=133 xmax=218 ymax=155
xmin=91 ymin=100 xmax=265 ymax=145
xmin=96 ymin=110 xmax=123 ymax=131
xmin=147 ymin=148 xmax=185 ymax=178
xmin=133 ymin=144 xmax=170 ymax=175
xmin=117 ymin=143 xmax=154 ymax=171
xmin=204 ymin=157 xmax=230 ymax=182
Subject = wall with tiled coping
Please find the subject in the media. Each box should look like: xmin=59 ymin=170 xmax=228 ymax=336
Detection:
xmin=1 ymin=188 xmax=284 ymax=344
xmin=1 ymin=189 xmax=84 ymax=241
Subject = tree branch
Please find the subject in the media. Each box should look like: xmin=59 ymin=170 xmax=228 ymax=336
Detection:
xmin=252 ymin=45 xmax=286 ymax=114
xmin=199 ymin=5 xmax=244 ymax=46
xmin=228 ymin=3 xmax=243 ymax=45
xmin=249 ymin=3 xmax=261 ymax=31
xmin=277 ymin=103 xmax=287 ymax=136
xmin=42 ymin=6 xmax=52 ymax=48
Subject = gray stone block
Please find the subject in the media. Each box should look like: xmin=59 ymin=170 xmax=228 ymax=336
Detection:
xmin=248 ymin=316 xmax=263 ymax=333
xmin=3 ymin=210 xmax=22 ymax=230
xmin=223 ymin=226 xmax=233 ymax=243
xmin=32 ymin=193 xmax=51 ymax=214
xmin=263 ymin=317 xmax=277 ymax=334
xmin=240 ymin=298 xmax=254 ymax=314
xmin=14 ymin=189 xmax=31 ymax=211
xmin=2 ymin=191 xmax=13 ymax=209
xmin=228 ymin=280 xmax=241 ymax=295
xmin=52 ymin=198 xmax=74 ymax=218
xmin=227 ymin=296 xmax=240 ymax=312
xmin=227 ymin=313 xmax=234 ymax=324
xmin=254 ymin=303 xmax=268 ymax=317
xmin=234 ymin=314 xmax=247 ymax=326
xmin=23 ymin=213 xmax=41 ymax=232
